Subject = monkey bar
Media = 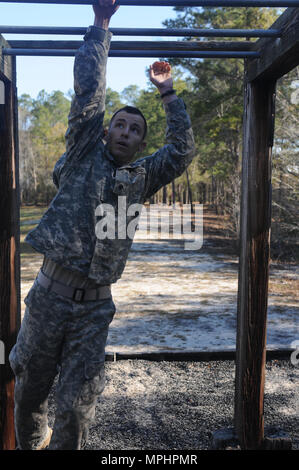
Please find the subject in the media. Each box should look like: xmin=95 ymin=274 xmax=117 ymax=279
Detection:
xmin=3 ymin=49 xmax=260 ymax=57
xmin=0 ymin=0 xmax=299 ymax=6
xmin=0 ymin=0 xmax=298 ymax=452
xmin=0 ymin=26 xmax=283 ymax=36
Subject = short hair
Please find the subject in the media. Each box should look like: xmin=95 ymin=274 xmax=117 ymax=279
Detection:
xmin=109 ymin=105 xmax=147 ymax=140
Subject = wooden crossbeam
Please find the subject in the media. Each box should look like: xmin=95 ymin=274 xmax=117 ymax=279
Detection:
xmin=247 ymin=7 xmax=299 ymax=81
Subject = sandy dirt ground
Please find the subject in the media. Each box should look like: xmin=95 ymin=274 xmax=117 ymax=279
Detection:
xmin=20 ymin=205 xmax=298 ymax=451
xmin=20 ymin=204 xmax=299 ymax=354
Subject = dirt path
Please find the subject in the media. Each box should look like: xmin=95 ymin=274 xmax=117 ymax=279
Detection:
xmin=20 ymin=205 xmax=298 ymax=352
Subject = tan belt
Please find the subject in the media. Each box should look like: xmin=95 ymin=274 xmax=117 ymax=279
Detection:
xmin=37 ymin=269 xmax=111 ymax=302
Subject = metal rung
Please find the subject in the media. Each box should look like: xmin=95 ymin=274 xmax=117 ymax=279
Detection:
xmin=0 ymin=0 xmax=298 ymax=7
xmin=2 ymin=48 xmax=260 ymax=57
xmin=8 ymin=40 xmax=256 ymax=51
xmin=0 ymin=25 xmax=282 ymax=37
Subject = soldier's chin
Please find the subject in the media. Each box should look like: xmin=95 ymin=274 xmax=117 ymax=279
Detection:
xmin=112 ymin=149 xmax=132 ymax=165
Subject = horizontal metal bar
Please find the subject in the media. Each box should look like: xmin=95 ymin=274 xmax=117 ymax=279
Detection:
xmin=8 ymin=40 xmax=255 ymax=51
xmin=0 ymin=25 xmax=282 ymax=37
xmin=2 ymin=48 xmax=260 ymax=57
xmin=0 ymin=0 xmax=298 ymax=6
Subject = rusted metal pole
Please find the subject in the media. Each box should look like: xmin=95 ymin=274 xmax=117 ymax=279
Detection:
xmin=235 ymin=68 xmax=276 ymax=449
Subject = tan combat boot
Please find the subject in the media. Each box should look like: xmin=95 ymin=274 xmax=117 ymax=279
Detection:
xmin=36 ymin=426 xmax=53 ymax=450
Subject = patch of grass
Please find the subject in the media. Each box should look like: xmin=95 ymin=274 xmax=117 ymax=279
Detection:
xmin=20 ymin=205 xmax=47 ymax=253
xmin=20 ymin=205 xmax=47 ymax=223
xmin=269 ymin=278 xmax=299 ymax=300
xmin=20 ymin=224 xmax=38 ymax=237
xmin=20 ymin=242 xmax=40 ymax=257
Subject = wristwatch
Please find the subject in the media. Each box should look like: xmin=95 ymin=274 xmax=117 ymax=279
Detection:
xmin=84 ymin=26 xmax=106 ymax=42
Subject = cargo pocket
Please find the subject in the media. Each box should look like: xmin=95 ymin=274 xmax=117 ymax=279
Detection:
xmin=9 ymin=302 xmax=38 ymax=376
xmin=23 ymin=281 xmax=37 ymax=308
xmin=9 ymin=341 xmax=32 ymax=376
xmin=75 ymin=361 xmax=106 ymax=409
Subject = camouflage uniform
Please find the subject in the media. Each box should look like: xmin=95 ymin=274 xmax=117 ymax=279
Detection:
xmin=9 ymin=26 xmax=196 ymax=450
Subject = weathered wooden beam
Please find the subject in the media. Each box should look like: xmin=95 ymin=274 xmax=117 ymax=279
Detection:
xmin=247 ymin=7 xmax=299 ymax=81
xmin=235 ymin=73 xmax=276 ymax=450
xmin=104 ymin=349 xmax=293 ymax=362
xmin=0 ymin=35 xmax=12 ymax=80
xmin=0 ymin=52 xmax=20 ymax=449
xmin=8 ymin=39 xmax=255 ymax=51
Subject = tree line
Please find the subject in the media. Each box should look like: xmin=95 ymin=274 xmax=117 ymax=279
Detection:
xmin=18 ymin=6 xmax=298 ymax=257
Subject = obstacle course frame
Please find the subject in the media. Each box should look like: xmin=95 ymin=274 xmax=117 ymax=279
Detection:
xmin=0 ymin=0 xmax=298 ymax=451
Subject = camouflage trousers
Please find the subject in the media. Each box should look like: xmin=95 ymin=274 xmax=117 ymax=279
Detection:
xmin=9 ymin=278 xmax=115 ymax=450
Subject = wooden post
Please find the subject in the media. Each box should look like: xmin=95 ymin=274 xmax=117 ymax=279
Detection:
xmin=234 ymin=72 xmax=276 ymax=450
xmin=0 ymin=36 xmax=20 ymax=450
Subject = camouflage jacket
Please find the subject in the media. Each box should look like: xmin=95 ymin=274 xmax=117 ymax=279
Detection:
xmin=25 ymin=28 xmax=196 ymax=285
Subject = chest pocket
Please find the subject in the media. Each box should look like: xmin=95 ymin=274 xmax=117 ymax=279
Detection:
xmin=112 ymin=165 xmax=146 ymax=203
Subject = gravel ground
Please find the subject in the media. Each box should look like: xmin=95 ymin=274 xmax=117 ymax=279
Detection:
xmin=47 ymin=358 xmax=298 ymax=451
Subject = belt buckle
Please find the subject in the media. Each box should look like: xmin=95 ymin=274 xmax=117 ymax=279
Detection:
xmin=73 ymin=288 xmax=85 ymax=302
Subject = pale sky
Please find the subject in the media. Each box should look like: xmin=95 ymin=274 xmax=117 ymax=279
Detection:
xmin=1 ymin=3 xmax=179 ymax=99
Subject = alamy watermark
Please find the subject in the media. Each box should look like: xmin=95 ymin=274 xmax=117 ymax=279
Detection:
xmin=95 ymin=197 xmax=203 ymax=250
xmin=0 ymin=340 xmax=4 ymax=365
xmin=290 ymin=340 xmax=299 ymax=367
xmin=290 ymin=80 xmax=299 ymax=105
xmin=0 ymin=80 xmax=4 ymax=105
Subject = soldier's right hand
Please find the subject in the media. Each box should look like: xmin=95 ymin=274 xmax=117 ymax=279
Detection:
xmin=93 ymin=0 xmax=119 ymax=20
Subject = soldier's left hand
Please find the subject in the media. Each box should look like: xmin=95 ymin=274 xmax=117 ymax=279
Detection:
xmin=149 ymin=61 xmax=173 ymax=93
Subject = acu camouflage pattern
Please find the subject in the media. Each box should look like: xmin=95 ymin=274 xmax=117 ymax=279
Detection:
xmin=11 ymin=27 xmax=196 ymax=450
xmin=9 ymin=278 xmax=115 ymax=449
xmin=25 ymin=29 xmax=196 ymax=285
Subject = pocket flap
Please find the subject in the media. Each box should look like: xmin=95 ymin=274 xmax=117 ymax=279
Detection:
xmin=84 ymin=360 xmax=105 ymax=380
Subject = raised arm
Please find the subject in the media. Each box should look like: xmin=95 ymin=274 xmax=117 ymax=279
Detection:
xmin=142 ymin=62 xmax=196 ymax=199
xmin=64 ymin=0 xmax=118 ymax=166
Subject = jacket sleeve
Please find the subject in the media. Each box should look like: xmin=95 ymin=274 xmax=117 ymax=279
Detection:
xmin=64 ymin=28 xmax=112 ymax=166
xmin=52 ymin=153 xmax=67 ymax=189
xmin=141 ymin=98 xmax=196 ymax=200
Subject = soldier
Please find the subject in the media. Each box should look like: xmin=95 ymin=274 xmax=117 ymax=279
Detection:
xmin=9 ymin=0 xmax=196 ymax=450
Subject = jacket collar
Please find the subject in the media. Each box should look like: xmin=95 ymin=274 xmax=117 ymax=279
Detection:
xmin=104 ymin=143 xmax=142 ymax=171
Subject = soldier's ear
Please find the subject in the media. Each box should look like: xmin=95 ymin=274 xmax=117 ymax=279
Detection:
xmin=138 ymin=141 xmax=147 ymax=153
xmin=102 ymin=128 xmax=109 ymax=143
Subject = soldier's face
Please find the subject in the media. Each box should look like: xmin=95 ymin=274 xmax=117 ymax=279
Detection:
xmin=107 ymin=111 xmax=146 ymax=165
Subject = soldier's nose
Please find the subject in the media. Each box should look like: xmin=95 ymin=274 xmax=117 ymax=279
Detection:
xmin=121 ymin=126 xmax=129 ymax=137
